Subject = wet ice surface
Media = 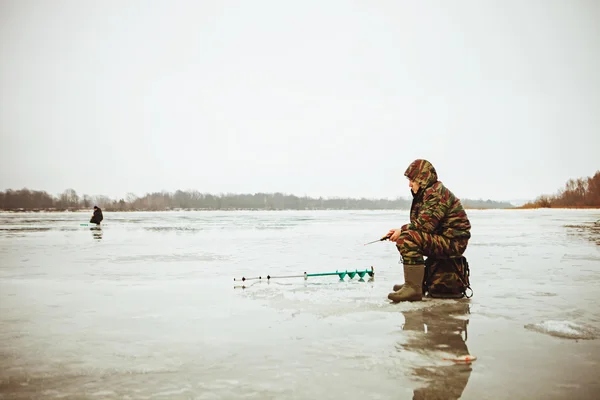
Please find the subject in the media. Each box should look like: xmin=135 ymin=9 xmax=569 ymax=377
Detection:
xmin=0 ymin=209 xmax=599 ymax=399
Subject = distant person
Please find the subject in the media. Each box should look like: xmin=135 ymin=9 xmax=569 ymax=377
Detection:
xmin=90 ymin=205 xmax=103 ymax=225
xmin=385 ymin=159 xmax=471 ymax=302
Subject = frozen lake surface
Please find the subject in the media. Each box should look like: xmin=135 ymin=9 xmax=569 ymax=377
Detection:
xmin=1 ymin=209 xmax=599 ymax=399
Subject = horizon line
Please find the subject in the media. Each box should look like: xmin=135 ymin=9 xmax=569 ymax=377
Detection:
xmin=0 ymin=187 xmax=518 ymax=204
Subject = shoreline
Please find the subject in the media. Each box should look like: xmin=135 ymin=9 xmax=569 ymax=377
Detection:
xmin=2 ymin=206 xmax=600 ymax=213
xmin=0 ymin=207 xmax=516 ymax=212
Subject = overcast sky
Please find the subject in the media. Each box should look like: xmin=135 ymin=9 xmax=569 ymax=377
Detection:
xmin=1 ymin=0 xmax=599 ymax=202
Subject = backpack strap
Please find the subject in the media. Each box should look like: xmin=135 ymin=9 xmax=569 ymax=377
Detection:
xmin=452 ymin=257 xmax=473 ymax=299
xmin=422 ymin=257 xmax=438 ymax=294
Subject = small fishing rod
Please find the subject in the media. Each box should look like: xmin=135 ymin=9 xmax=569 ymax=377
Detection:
xmin=234 ymin=266 xmax=374 ymax=283
xmin=364 ymin=234 xmax=391 ymax=245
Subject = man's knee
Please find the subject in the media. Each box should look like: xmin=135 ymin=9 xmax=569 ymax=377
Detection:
xmin=396 ymin=229 xmax=422 ymax=248
xmin=396 ymin=229 xmax=425 ymax=264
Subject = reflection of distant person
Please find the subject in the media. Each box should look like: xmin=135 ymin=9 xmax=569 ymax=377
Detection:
xmin=91 ymin=228 xmax=103 ymax=240
xmin=399 ymin=303 xmax=473 ymax=400
xmin=90 ymin=206 xmax=103 ymax=225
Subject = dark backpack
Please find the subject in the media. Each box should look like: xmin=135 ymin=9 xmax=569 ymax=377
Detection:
xmin=422 ymin=256 xmax=473 ymax=299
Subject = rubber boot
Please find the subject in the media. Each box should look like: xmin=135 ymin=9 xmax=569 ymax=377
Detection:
xmin=391 ymin=261 xmax=411 ymax=292
xmin=392 ymin=245 xmax=405 ymax=292
xmin=388 ymin=264 xmax=424 ymax=303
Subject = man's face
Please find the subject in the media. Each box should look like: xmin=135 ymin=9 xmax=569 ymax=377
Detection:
xmin=408 ymin=179 xmax=420 ymax=194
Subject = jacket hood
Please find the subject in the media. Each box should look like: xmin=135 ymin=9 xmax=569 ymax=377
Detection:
xmin=404 ymin=159 xmax=438 ymax=189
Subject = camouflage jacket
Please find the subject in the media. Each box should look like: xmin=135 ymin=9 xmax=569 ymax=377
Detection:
xmin=403 ymin=159 xmax=471 ymax=239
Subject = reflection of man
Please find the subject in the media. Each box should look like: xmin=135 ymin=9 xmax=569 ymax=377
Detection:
xmin=398 ymin=302 xmax=473 ymax=400
xmin=91 ymin=228 xmax=103 ymax=240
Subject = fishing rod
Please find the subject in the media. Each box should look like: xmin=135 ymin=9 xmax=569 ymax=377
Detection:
xmin=234 ymin=266 xmax=375 ymax=283
xmin=364 ymin=234 xmax=391 ymax=245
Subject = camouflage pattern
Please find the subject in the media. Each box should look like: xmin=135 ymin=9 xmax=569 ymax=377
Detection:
xmin=396 ymin=159 xmax=471 ymax=265
xmin=396 ymin=229 xmax=468 ymax=265
xmin=403 ymin=159 xmax=471 ymax=240
xmin=423 ymin=256 xmax=471 ymax=298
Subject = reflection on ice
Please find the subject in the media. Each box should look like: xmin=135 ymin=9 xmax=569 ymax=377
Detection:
xmin=398 ymin=302 xmax=473 ymax=400
xmin=90 ymin=226 xmax=103 ymax=241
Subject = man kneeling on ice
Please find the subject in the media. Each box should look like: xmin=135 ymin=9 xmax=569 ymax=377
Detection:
xmin=385 ymin=159 xmax=471 ymax=302
xmin=90 ymin=205 xmax=103 ymax=225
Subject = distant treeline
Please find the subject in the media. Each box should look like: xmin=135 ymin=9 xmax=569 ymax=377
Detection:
xmin=0 ymin=188 xmax=514 ymax=211
xmin=520 ymin=171 xmax=600 ymax=208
